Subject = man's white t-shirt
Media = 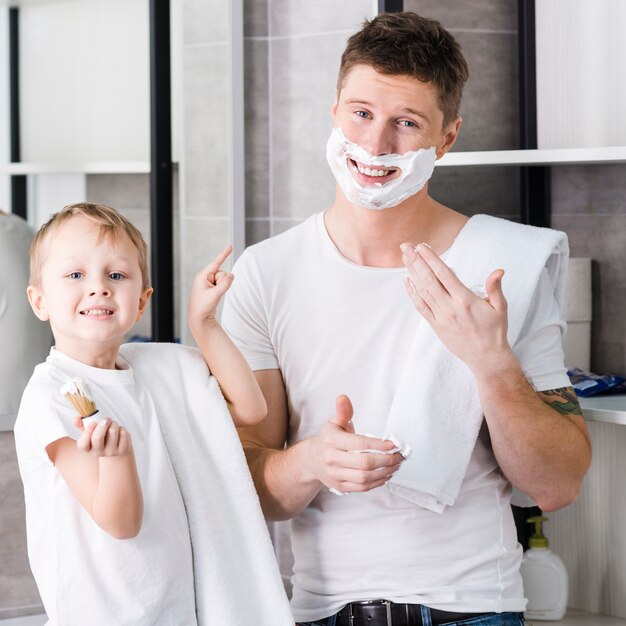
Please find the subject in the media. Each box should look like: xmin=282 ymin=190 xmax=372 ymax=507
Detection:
xmin=221 ymin=212 xmax=572 ymax=622
xmin=14 ymin=349 xmax=197 ymax=626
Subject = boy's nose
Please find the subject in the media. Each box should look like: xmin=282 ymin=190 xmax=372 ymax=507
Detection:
xmin=89 ymin=288 xmax=111 ymax=297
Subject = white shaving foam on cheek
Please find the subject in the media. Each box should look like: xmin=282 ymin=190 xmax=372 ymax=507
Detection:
xmin=325 ymin=127 xmax=437 ymax=210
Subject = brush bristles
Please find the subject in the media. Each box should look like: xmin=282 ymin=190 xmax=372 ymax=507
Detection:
xmin=64 ymin=391 xmax=98 ymax=418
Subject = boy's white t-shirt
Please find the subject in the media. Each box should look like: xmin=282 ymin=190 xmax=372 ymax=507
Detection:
xmin=221 ymin=212 xmax=572 ymax=622
xmin=14 ymin=348 xmax=197 ymax=626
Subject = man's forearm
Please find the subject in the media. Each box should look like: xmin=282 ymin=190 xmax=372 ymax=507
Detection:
xmin=476 ymin=362 xmax=591 ymax=511
xmin=244 ymin=438 xmax=323 ymax=521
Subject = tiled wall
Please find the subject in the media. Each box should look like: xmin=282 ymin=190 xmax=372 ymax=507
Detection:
xmin=552 ymin=166 xmax=626 ymax=376
xmin=243 ymin=0 xmax=377 ymax=244
xmin=179 ymin=0 xmax=232 ymax=345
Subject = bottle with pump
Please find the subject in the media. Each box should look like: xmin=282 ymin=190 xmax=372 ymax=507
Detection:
xmin=520 ymin=515 xmax=569 ymax=621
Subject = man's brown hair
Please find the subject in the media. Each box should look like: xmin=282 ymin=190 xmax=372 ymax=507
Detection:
xmin=29 ymin=202 xmax=151 ymax=291
xmin=338 ymin=12 xmax=469 ymax=127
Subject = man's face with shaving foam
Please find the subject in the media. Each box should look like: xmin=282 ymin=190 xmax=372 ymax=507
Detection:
xmin=331 ymin=64 xmax=458 ymax=188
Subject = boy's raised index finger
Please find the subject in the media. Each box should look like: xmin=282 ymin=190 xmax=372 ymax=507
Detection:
xmin=213 ymin=244 xmax=233 ymax=267
xmin=202 ymin=245 xmax=233 ymax=276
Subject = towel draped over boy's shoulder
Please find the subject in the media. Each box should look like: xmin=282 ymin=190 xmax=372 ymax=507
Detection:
xmin=384 ymin=215 xmax=569 ymax=513
xmin=119 ymin=342 xmax=294 ymax=626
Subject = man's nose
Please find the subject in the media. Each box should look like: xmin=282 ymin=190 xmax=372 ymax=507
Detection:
xmin=361 ymin=122 xmax=395 ymax=156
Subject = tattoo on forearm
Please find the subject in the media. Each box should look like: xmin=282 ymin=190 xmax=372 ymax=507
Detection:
xmin=539 ymin=386 xmax=583 ymax=416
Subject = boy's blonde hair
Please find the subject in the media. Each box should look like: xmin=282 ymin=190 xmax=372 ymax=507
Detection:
xmin=29 ymin=202 xmax=151 ymax=292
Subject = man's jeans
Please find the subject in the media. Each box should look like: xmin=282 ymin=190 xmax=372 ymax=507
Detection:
xmin=297 ymin=609 xmax=525 ymax=626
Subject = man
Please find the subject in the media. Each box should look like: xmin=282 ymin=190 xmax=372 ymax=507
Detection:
xmin=222 ymin=12 xmax=591 ymax=626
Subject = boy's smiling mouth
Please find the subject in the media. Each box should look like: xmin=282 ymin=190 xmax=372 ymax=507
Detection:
xmin=80 ymin=307 xmax=114 ymax=316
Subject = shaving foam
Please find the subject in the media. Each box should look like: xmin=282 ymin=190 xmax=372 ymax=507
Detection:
xmin=325 ymin=127 xmax=436 ymax=210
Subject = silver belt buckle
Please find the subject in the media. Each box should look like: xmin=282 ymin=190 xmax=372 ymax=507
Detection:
xmin=383 ymin=600 xmax=393 ymax=625
xmin=351 ymin=600 xmax=393 ymax=626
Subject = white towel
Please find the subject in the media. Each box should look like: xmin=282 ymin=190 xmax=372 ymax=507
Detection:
xmin=119 ymin=343 xmax=294 ymax=626
xmin=384 ymin=215 xmax=569 ymax=513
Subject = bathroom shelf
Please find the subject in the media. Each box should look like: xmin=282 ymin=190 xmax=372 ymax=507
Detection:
xmin=580 ymin=395 xmax=626 ymax=426
xmin=0 ymin=162 xmax=151 ymax=175
xmin=436 ymin=146 xmax=626 ymax=167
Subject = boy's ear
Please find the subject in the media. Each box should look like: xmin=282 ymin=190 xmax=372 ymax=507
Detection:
xmin=136 ymin=287 xmax=153 ymax=322
xmin=27 ymin=285 xmax=50 ymax=321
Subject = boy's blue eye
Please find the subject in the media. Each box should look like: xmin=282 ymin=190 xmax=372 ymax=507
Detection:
xmin=68 ymin=272 xmax=82 ymax=279
xmin=109 ymin=272 xmax=124 ymax=280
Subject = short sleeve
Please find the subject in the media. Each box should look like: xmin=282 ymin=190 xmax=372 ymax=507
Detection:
xmin=221 ymin=249 xmax=280 ymax=371
xmin=14 ymin=368 xmax=79 ymax=470
xmin=512 ymin=268 xmax=572 ymax=392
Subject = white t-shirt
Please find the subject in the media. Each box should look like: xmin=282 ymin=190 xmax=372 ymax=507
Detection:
xmin=0 ymin=213 xmax=51 ymax=429
xmin=14 ymin=349 xmax=197 ymax=626
xmin=221 ymin=212 xmax=571 ymax=622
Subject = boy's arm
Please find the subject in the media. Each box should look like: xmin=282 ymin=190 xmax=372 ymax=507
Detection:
xmin=188 ymin=246 xmax=267 ymax=426
xmin=46 ymin=417 xmax=143 ymax=540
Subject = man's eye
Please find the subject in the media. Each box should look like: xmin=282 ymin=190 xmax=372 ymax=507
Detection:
xmin=399 ymin=120 xmax=417 ymax=128
xmin=68 ymin=272 xmax=82 ymax=279
xmin=109 ymin=272 xmax=124 ymax=280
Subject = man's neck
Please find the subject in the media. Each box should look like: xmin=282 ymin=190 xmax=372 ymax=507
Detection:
xmin=324 ymin=187 xmax=467 ymax=268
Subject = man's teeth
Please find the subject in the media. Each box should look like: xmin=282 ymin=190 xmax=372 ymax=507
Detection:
xmin=82 ymin=308 xmax=113 ymax=316
xmin=354 ymin=162 xmax=392 ymax=177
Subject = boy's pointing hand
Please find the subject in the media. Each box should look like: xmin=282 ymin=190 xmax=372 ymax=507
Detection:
xmin=188 ymin=245 xmax=235 ymax=327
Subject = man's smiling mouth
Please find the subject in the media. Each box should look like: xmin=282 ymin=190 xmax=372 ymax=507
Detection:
xmin=348 ymin=157 xmax=398 ymax=181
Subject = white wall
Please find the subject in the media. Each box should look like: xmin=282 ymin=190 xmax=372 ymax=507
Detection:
xmin=536 ymin=0 xmax=626 ymax=149
xmin=20 ymin=0 xmax=150 ymax=163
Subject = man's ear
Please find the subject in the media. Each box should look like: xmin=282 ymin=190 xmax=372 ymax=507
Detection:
xmin=27 ymin=285 xmax=49 ymax=321
xmin=136 ymin=287 xmax=153 ymax=322
xmin=436 ymin=117 xmax=463 ymax=159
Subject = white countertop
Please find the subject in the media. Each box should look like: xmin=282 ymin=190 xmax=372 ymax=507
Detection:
xmin=580 ymin=395 xmax=626 ymax=426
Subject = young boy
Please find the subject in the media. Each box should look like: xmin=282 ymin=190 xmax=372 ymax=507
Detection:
xmin=14 ymin=203 xmax=293 ymax=625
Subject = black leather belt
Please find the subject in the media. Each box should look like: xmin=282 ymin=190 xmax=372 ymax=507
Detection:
xmin=306 ymin=600 xmax=495 ymax=626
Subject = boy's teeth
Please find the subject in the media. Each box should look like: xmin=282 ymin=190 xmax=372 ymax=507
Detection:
xmin=83 ymin=308 xmax=113 ymax=316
